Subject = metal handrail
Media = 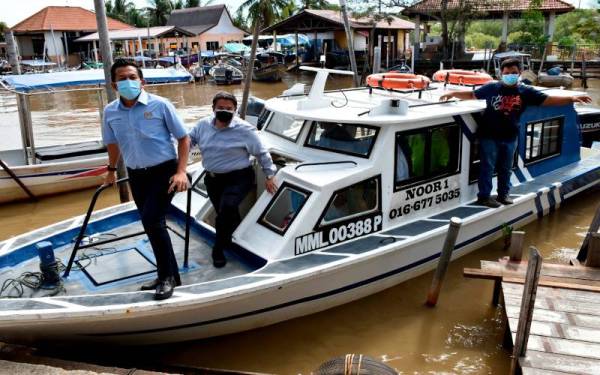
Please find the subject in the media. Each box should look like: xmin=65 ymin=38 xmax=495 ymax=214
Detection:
xmin=294 ymin=160 xmax=358 ymax=171
xmin=63 ymin=174 xmax=193 ymax=277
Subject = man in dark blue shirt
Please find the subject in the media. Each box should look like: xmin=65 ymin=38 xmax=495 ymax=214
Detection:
xmin=440 ymin=58 xmax=591 ymax=207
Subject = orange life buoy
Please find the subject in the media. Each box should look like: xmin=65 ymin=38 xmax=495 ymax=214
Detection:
xmin=366 ymin=73 xmax=430 ymax=90
xmin=432 ymin=69 xmax=492 ymax=85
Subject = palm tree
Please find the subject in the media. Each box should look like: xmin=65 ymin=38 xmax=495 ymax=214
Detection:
xmin=106 ymin=0 xmax=147 ymax=27
xmin=147 ymin=0 xmax=174 ymax=26
xmin=237 ymin=0 xmax=289 ymax=118
xmin=301 ymin=0 xmax=330 ymax=9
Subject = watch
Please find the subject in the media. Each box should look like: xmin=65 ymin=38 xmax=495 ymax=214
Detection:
xmin=107 ymin=165 xmax=117 ymax=172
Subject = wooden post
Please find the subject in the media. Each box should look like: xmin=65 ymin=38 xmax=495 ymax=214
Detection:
xmin=386 ymin=29 xmax=391 ymax=68
xmin=373 ymin=46 xmax=381 ymax=74
xmin=339 ymin=0 xmax=359 ymax=87
xmin=508 ymin=231 xmax=525 ymax=262
xmin=426 ymin=217 xmax=462 ymax=307
xmin=510 ymin=247 xmax=543 ymax=374
xmin=295 ymin=32 xmax=299 ymax=68
xmin=584 ymin=233 xmax=600 ymax=267
xmin=240 ymin=20 xmax=260 ymax=119
xmin=570 ymin=44 xmax=576 ymax=76
xmin=93 ymin=0 xmax=130 ymax=203
xmin=581 ymin=52 xmax=588 ymax=89
xmin=493 ymin=231 xmax=525 ymax=306
xmin=576 ymin=205 xmax=600 ymax=262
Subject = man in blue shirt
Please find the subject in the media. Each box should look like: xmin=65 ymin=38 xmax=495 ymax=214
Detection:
xmin=102 ymin=59 xmax=190 ymax=300
xmin=440 ymin=58 xmax=591 ymax=207
xmin=189 ymin=92 xmax=277 ymax=267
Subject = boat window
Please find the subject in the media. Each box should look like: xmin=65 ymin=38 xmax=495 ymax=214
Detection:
xmin=192 ymin=172 xmax=208 ymax=197
xmin=320 ymin=177 xmax=379 ymax=226
xmin=305 ymin=122 xmax=379 ymax=158
xmin=525 ymin=116 xmax=563 ymax=164
xmin=259 ymin=183 xmax=311 ymax=235
xmin=265 ymin=112 xmax=305 ymax=142
xmin=395 ymin=122 xmax=460 ymax=189
xmin=256 ymin=109 xmax=272 ymax=130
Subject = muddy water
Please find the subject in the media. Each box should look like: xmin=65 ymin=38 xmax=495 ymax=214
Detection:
xmin=0 ymin=74 xmax=599 ymax=374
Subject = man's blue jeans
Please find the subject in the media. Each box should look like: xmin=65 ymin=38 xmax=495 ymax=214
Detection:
xmin=478 ymin=137 xmax=518 ymax=199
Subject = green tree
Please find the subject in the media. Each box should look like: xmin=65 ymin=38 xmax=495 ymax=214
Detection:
xmin=147 ymin=0 xmax=174 ymax=26
xmin=510 ymin=10 xmax=547 ymax=48
xmin=106 ymin=0 xmax=146 ymax=27
xmin=186 ymin=0 xmax=199 ymax=7
xmin=554 ymin=9 xmax=600 ymax=44
xmin=0 ymin=22 xmax=7 ymax=42
xmin=300 ymin=0 xmax=330 ymax=9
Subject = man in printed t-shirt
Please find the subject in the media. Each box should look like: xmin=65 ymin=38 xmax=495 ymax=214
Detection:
xmin=440 ymin=58 xmax=591 ymax=208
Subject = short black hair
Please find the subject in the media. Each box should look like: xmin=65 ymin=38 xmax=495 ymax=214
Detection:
xmin=500 ymin=58 xmax=522 ymax=72
xmin=212 ymin=91 xmax=237 ymax=109
xmin=110 ymin=59 xmax=143 ymax=82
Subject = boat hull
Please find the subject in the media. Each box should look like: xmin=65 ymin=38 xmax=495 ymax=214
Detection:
xmin=0 ymin=156 xmax=107 ymax=204
xmin=2 ymin=155 xmax=599 ymax=344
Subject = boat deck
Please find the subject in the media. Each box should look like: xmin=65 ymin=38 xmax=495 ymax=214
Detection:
xmin=0 ymin=215 xmax=255 ymax=299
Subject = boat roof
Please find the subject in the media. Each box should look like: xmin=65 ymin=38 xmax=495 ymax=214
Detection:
xmin=0 ymin=68 xmax=192 ymax=92
xmin=266 ymin=82 xmax=590 ymax=126
xmin=494 ymin=51 xmax=531 ymax=59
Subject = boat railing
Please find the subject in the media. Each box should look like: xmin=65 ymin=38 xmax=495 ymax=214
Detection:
xmin=295 ymin=160 xmax=358 ymax=171
xmin=63 ymin=174 xmax=193 ymax=278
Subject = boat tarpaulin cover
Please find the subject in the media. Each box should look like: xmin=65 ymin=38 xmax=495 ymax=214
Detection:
xmin=1 ymin=68 xmax=192 ymax=92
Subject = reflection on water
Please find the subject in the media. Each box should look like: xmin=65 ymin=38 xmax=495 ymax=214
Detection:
xmin=0 ymin=73 xmax=599 ymax=373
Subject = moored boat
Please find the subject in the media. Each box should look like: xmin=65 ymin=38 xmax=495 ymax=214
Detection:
xmin=209 ymin=63 xmax=243 ymax=85
xmin=0 ymin=67 xmax=599 ymax=345
xmin=0 ymin=68 xmax=193 ymax=204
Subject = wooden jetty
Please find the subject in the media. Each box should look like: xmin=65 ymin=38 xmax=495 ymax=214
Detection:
xmin=464 ymin=232 xmax=600 ymax=374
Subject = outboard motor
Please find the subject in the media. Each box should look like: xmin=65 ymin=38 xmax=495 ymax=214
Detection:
xmin=36 ymin=241 xmax=61 ymax=287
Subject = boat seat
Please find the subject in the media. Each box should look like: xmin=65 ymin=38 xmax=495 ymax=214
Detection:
xmin=35 ymin=141 xmax=106 ymax=161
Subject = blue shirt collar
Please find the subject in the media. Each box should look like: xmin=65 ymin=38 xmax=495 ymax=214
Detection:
xmin=118 ymin=89 xmax=148 ymax=110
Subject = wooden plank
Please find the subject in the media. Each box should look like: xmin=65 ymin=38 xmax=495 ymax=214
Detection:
xmin=502 ymin=283 xmax=600 ymax=304
xmin=521 ymin=368 xmax=574 ymax=375
xmin=505 ymin=305 xmax=600 ymax=330
xmin=504 ymin=294 xmax=600 ymax=316
xmin=481 ymin=260 xmax=600 ymax=282
xmin=518 ymin=350 xmax=600 ymax=374
xmin=507 ymin=317 xmax=600 ymax=344
xmin=585 ymin=234 xmax=600 ymax=267
xmin=510 ymin=247 xmax=543 ymax=374
xmin=509 ymin=332 xmax=600 ymax=360
xmin=464 ymin=268 xmax=600 ymax=292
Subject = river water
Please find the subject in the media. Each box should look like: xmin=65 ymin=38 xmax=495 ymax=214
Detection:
xmin=0 ymin=73 xmax=599 ymax=374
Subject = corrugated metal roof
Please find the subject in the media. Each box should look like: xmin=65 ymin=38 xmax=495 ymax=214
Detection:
xmin=74 ymin=26 xmax=194 ymax=42
xmin=10 ymin=6 xmax=131 ymax=32
xmin=403 ymin=0 xmax=574 ymax=15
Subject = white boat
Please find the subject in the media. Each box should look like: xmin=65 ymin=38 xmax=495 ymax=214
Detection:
xmin=209 ymin=63 xmax=243 ymax=85
xmin=0 ymin=67 xmax=599 ymax=345
xmin=0 ymin=68 xmax=193 ymax=204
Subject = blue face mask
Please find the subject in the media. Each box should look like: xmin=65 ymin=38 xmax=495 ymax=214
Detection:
xmin=116 ymin=79 xmax=142 ymax=100
xmin=501 ymin=73 xmax=519 ymax=86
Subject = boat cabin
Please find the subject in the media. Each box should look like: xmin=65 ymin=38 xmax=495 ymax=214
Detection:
xmin=180 ymin=68 xmax=583 ymax=262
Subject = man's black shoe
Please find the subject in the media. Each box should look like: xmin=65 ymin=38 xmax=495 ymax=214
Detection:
xmin=142 ymin=278 xmax=181 ymax=291
xmin=497 ymin=196 xmax=514 ymax=205
xmin=212 ymin=247 xmax=227 ymax=268
xmin=475 ymin=197 xmax=501 ymax=208
xmin=140 ymin=278 xmax=160 ymax=291
xmin=154 ymin=278 xmax=175 ymax=300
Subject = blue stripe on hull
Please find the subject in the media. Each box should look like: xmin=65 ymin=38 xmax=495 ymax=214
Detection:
xmin=86 ymin=211 xmax=534 ymax=337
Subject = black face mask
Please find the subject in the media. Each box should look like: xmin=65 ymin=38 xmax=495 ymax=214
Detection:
xmin=215 ymin=110 xmax=234 ymax=123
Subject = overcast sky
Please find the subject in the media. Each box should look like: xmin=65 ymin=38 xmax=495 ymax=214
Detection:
xmin=0 ymin=0 xmax=597 ymax=27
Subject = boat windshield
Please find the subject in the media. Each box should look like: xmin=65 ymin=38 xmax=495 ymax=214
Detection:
xmin=305 ymin=122 xmax=378 ymax=158
xmin=265 ymin=112 xmax=305 ymax=142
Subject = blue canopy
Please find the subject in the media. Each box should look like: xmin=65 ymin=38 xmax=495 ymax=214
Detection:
xmin=1 ymin=68 xmax=192 ymax=92
xmin=20 ymin=60 xmax=57 ymax=67
xmin=223 ymin=43 xmax=251 ymax=54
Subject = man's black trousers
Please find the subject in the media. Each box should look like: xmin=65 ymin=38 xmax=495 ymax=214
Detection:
xmin=128 ymin=159 xmax=180 ymax=283
xmin=204 ymin=166 xmax=255 ymax=252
